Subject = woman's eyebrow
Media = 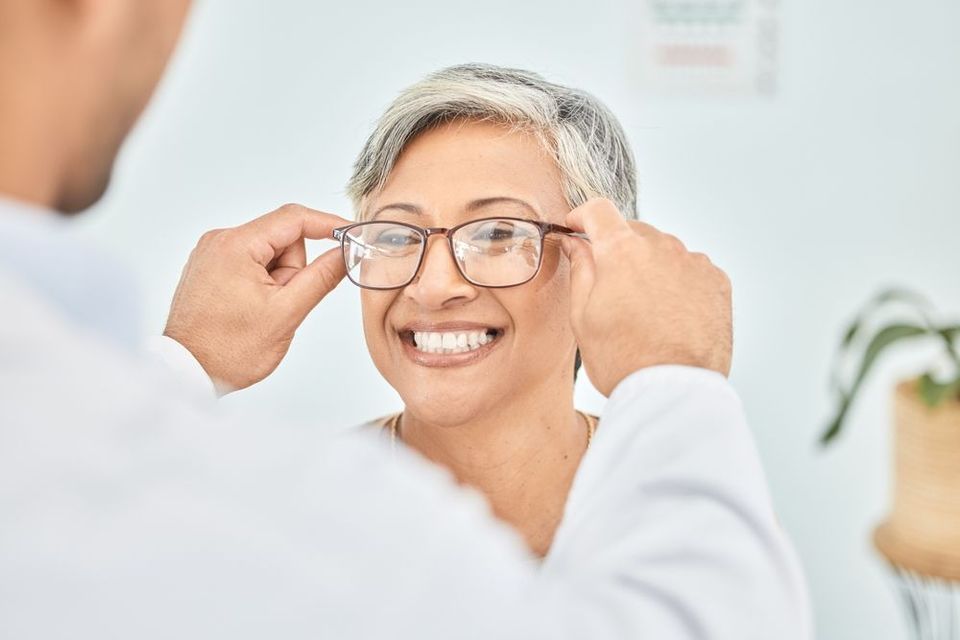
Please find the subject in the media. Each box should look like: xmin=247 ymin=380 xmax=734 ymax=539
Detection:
xmin=371 ymin=203 xmax=422 ymax=220
xmin=466 ymin=197 xmax=543 ymax=220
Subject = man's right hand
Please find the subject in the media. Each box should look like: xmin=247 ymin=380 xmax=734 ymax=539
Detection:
xmin=561 ymin=198 xmax=733 ymax=397
xmin=163 ymin=204 xmax=349 ymax=394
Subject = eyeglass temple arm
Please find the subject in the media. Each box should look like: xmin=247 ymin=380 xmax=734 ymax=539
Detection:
xmin=545 ymin=223 xmax=590 ymax=242
xmin=331 ymin=228 xmax=390 ymax=257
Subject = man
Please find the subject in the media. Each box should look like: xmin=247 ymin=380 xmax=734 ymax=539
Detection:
xmin=0 ymin=1 xmax=810 ymax=638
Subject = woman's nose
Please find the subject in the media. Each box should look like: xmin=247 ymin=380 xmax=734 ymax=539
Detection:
xmin=403 ymin=236 xmax=478 ymax=309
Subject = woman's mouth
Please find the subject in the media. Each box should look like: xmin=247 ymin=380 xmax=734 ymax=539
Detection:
xmin=397 ymin=326 xmax=504 ymax=367
xmin=411 ymin=329 xmax=499 ymax=354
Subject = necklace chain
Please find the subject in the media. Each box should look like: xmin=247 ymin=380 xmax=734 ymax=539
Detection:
xmin=386 ymin=411 xmax=597 ymax=450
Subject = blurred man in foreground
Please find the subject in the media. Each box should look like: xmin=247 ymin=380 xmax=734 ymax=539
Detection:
xmin=0 ymin=2 xmax=810 ymax=638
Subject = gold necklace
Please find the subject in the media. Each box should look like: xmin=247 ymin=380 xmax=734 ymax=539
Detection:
xmin=386 ymin=411 xmax=597 ymax=449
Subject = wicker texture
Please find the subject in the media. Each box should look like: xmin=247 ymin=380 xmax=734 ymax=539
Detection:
xmin=875 ymin=380 xmax=960 ymax=580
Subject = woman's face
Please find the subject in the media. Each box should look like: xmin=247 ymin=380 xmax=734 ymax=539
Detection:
xmin=359 ymin=120 xmax=578 ymax=426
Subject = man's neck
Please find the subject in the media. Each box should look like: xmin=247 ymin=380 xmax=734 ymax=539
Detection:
xmin=0 ymin=114 xmax=63 ymax=212
xmin=398 ymin=377 xmax=589 ymax=556
xmin=0 ymin=48 xmax=69 ymax=212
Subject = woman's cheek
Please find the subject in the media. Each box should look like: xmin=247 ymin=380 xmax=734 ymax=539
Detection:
xmin=533 ymin=273 xmax=576 ymax=350
xmin=504 ymin=281 xmax=568 ymax=341
xmin=360 ymin=293 xmax=392 ymax=369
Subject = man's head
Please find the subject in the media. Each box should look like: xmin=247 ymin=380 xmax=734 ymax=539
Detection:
xmin=0 ymin=0 xmax=192 ymax=213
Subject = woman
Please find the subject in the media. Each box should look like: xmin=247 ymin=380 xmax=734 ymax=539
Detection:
xmin=340 ymin=64 xmax=636 ymax=557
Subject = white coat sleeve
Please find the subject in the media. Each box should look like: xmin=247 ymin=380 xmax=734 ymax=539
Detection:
xmin=1 ymin=274 xmax=810 ymax=639
xmin=143 ymin=335 xmax=218 ymax=400
xmin=536 ymin=365 xmax=812 ymax=640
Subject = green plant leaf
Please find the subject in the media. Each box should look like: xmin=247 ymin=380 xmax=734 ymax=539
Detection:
xmin=819 ymin=395 xmax=852 ymax=446
xmin=841 ymin=320 xmax=861 ymax=349
xmin=839 ymin=288 xmax=931 ymax=349
xmin=917 ymin=372 xmax=960 ymax=408
xmin=830 ymin=288 xmax=934 ymax=396
xmin=820 ymin=322 xmax=930 ymax=445
xmin=937 ymin=325 xmax=960 ymax=367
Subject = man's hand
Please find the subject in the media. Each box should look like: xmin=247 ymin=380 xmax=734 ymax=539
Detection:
xmin=562 ymin=198 xmax=733 ymax=397
xmin=164 ymin=203 xmax=349 ymax=394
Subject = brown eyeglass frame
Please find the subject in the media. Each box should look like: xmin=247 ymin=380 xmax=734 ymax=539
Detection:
xmin=331 ymin=216 xmax=589 ymax=290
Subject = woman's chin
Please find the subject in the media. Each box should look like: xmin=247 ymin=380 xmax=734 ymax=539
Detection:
xmin=399 ymin=396 xmax=494 ymax=429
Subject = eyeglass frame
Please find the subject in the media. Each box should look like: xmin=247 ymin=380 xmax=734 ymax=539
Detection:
xmin=331 ymin=216 xmax=589 ymax=290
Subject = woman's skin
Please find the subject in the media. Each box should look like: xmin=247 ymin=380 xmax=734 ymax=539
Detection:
xmin=359 ymin=119 xmax=593 ymax=557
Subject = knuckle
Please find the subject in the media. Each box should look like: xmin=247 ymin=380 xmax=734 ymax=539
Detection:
xmin=608 ymin=225 xmax=638 ymax=249
xmin=626 ymin=220 xmax=657 ymax=239
xmin=259 ymin=203 xmax=306 ymax=229
xmin=277 ymin=202 xmax=305 ymax=217
xmin=663 ymin=234 xmax=686 ymax=252
xmin=690 ymin=251 xmax=710 ymax=262
xmin=716 ymin=267 xmax=732 ymax=291
xmin=199 ymin=228 xmax=226 ymax=246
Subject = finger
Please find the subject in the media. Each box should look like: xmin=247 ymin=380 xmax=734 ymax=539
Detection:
xmin=242 ymin=204 xmax=351 ymax=266
xmin=271 ymin=267 xmax=297 ymax=286
xmin=565 ymin=199 xmax=633 ymax=245
xmin=627 ymin=220 xmax=663 ymax=239
xmin=274 ymin=237 xmax=307 ymax=270
xmin=268 ymin=237 xmax=307 ymax=285
xmin=279 ymin=246 xmax=348 ymax=323
xmin=559 ymin=236 xmax=595 ymax=325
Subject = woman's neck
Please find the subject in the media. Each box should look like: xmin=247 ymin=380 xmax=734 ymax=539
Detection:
xmin=397 ymin=379 xmax=589 ymax=557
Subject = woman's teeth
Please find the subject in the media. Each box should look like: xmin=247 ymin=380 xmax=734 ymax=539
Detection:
xmin=412 ymin=330 xmax=495 ymax=354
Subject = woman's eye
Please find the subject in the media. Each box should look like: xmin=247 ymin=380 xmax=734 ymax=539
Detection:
xmin=372 ymin=232 xmax=416 ymax=248
xmin=473 ymin=223 xmax=517 ymax=242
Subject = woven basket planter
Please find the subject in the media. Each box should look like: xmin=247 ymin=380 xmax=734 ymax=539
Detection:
xmin=874 ymin=379 xmax=960 ymax=579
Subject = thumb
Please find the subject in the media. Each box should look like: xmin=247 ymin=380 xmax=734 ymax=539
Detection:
xmin=560 ymin=236 xmax=595 ymax=329
xmin=280 ymin=246 xmax=348 ymax=322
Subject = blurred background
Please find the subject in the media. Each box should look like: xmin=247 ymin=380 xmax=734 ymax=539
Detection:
xmin=77 ymin=0 xmax=960 ymax=637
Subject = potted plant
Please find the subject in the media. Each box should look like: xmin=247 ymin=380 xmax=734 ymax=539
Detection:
xmin=822 ymin=288 xmax=960 ymax=578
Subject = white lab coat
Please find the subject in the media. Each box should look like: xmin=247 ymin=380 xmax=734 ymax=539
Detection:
xmin=0 ymin=197 xmax=811 ymax=639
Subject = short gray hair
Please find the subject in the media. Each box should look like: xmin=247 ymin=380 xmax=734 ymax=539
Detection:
xmin=347 ymin=63 xmax=637 ymax=219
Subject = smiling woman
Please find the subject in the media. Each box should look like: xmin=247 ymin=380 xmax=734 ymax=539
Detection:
xmin=343 ymin=63 xmax=637 ymax=557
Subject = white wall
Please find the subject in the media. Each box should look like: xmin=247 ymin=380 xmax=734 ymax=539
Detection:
xmin=79 ymin=1 xmax=960 ymax=637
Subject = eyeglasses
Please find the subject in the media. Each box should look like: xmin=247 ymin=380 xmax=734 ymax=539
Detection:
xmin=331 ymin=216 xmax=588 ymax=290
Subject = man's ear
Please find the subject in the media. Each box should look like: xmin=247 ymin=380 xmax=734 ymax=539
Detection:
xmin=0 ymin=1 xmax=83 ymax=40
xmin=66 ymin=0 xmax=132 ymax=40
xmin=5 ymin=0 xmax=124 ymax=53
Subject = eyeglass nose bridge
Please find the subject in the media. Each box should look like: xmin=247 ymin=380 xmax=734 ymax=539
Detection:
xmin=410 ymin=227 xmax=470 ymax=285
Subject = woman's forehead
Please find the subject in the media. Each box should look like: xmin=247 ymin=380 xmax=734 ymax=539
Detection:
xmin=365 ymin=121 xmax=568 ymax=224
